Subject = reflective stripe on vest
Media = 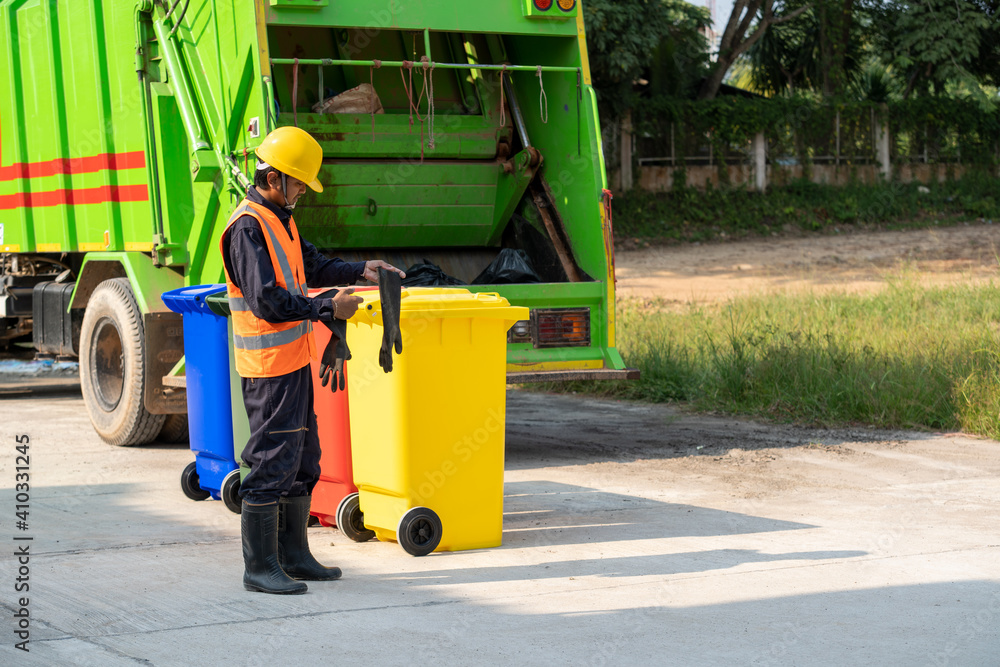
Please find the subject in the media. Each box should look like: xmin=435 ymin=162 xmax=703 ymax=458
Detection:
xmin=259 ymin=220 xmax=305 ymax=297
xmin=233 ymin=320 xmax=311 ymax=350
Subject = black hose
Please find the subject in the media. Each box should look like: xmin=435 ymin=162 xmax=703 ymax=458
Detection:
xmin=167 ymin=0 xmax=189 ymax=38
xmin=163 ymin=0 xmax=182 ymax=21
xmin=262 ymin=78 xmax=276 ymax=134
xmin=27 ymin=255 xmax=72 ymax=271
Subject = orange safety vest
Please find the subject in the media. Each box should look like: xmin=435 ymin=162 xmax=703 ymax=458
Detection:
xmin=220 ymin=199 xmax=317 ymax=378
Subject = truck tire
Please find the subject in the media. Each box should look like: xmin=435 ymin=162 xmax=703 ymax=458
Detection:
xmin=80 ymin=278 xmax=165 ymax=446
xmin=158 ymin=414 xmax=190 ymax=443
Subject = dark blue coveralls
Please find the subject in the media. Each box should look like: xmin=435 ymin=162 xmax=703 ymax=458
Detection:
xmin=221 ymin=186 xmax=366 ymax=504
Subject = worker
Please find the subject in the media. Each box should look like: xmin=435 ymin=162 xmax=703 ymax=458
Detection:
xmin=220 ymin=126 xmax=404 ymax=595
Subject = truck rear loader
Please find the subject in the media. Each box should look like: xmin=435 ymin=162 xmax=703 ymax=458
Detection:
xmin=0 ymin=0 xmax=633 ymax=445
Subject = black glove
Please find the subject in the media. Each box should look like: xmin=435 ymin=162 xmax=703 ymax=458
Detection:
xmin=314 ymin=288 xmax=352 ymax=392
xmin=378 ymin=268 xmax=402 ymax=373
xmin=318 ymin=319 xmax=350 ymax=392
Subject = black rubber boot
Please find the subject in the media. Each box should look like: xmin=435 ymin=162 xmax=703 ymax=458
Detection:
xmin=278 ymin=496 xmax=343 ymax=581
xmin=242 ymin=501 xmax=308 ymax=595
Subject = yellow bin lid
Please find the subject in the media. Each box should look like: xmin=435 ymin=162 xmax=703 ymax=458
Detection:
xmin=349 ymin=287 xmax=529 ymax=328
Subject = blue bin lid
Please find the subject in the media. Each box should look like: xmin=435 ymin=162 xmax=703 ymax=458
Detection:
xmin=162 ymin=284 xmax=227 ymax=315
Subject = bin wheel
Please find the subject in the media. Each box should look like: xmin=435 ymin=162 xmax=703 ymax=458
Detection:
xmin=308 ymin=515 xmax=321 ymax=527
xmin=79 ymin=277 xmax=165 ymax=446
xmin=335 ymin=493 xmax=375 ymax=543
xmin=181 ymin=462 xmax=210 ymax=501
xmin=221 ymin=470 xmax=242 ymax=514
xmin=397 ymin=507 xmax=442 ymax=557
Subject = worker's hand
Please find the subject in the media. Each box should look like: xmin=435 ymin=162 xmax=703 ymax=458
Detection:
xmin=331 ymin=288 xmax=363 ymax=320
xmin=363 ymin=260 xmax=406 ymax=284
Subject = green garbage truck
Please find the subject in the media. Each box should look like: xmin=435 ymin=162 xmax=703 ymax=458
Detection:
xmin=0 ymin=0 xmax=634 ymax=446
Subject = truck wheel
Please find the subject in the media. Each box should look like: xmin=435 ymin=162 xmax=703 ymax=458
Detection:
xmin=158 ymin=414 xmax=190 ymax=443
xmin=80 ymin=278 xmax=165 ymax=446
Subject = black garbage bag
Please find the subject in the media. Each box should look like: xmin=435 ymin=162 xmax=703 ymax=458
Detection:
xmin=473 ymin=248 xmax=541 ymax=285
xmin=401 ymin=259 xmax=467 ymax=287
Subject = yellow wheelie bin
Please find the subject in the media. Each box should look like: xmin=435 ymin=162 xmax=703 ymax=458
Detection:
xmin=343 ymin=287 xmax=528 ymax=555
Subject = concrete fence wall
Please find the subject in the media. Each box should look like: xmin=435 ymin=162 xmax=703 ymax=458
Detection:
xmin=608 ymin=110 xmax=987 ymax=193
xmin=629 ymin=162 xmax=971 ymax=193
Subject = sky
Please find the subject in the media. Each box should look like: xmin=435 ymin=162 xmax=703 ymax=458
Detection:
xmin=705 ymin=0 xmax=736 ymax=34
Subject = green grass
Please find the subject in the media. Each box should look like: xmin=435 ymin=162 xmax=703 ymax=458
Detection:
xmin=544 ymin=278 xmax=1000 ymax=438
xmin=615 ymin=172 xmax=1000 ymax=244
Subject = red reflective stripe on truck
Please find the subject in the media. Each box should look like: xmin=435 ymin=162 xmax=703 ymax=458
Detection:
xmin=0 ymin=184 xmax=149 ymax=209
xmin=0 ymin=151 xmax=146 ymax=182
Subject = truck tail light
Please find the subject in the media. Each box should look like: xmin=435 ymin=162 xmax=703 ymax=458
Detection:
xmin=534 ymin=0 xmax=553 ymax=10
xmin=533 ymin=308 xmax=590 ymax=348
xmin=557 ymin=0 xmax=576 ymax=10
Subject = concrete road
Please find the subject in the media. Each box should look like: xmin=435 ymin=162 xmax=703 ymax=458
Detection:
xmin=1 ymin=388 xmax=998 ymax=666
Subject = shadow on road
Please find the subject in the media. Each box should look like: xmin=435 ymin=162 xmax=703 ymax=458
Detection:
xmin=504 ymin=390 xmax=938 ymax=468
xmin=501 ymin=480 xmax=816 ymax=547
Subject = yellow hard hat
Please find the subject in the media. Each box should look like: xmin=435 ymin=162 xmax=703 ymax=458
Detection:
xmin=255 ymin=126 xmax=324 ymax=193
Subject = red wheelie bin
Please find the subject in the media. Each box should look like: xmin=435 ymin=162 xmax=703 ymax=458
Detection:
xmin=307 ymin=287 xmax=374 ymax=541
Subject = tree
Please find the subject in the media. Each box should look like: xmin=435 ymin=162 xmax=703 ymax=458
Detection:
xmin=647 ymin=1 xmax=713 ymax=98
xmin=816 ymin=0 xmax=857 ymax=96
xmin=585 ymin=0 xmax=710 ymax=118
xmin=870 ymin=0 xmax=994 ymax=98
xmin=698 ymin=0 xmax=812 ymax=99
xmin=968 ymin=0 xmax=1000 ymax=87
xmin=743 ymin=4 xmax=822 ymax=95
xmin=742 ymin=0 xmax=865 ymax=97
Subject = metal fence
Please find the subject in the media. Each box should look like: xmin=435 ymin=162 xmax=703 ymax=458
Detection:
xmin=627 ymin=108 xmax=882 ymax=169
xmin=605 ymin=104 xmax=999 ymax=191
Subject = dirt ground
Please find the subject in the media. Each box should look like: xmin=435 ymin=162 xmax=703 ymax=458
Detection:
xmin=616 ymin=222 xmax=1000 ymax=303
xmin=609 ymin=221 xmax=1000 ymax=496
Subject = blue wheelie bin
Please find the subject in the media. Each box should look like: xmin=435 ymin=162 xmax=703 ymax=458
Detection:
xmin=162 ymin=285 xmax=241 ymax=513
